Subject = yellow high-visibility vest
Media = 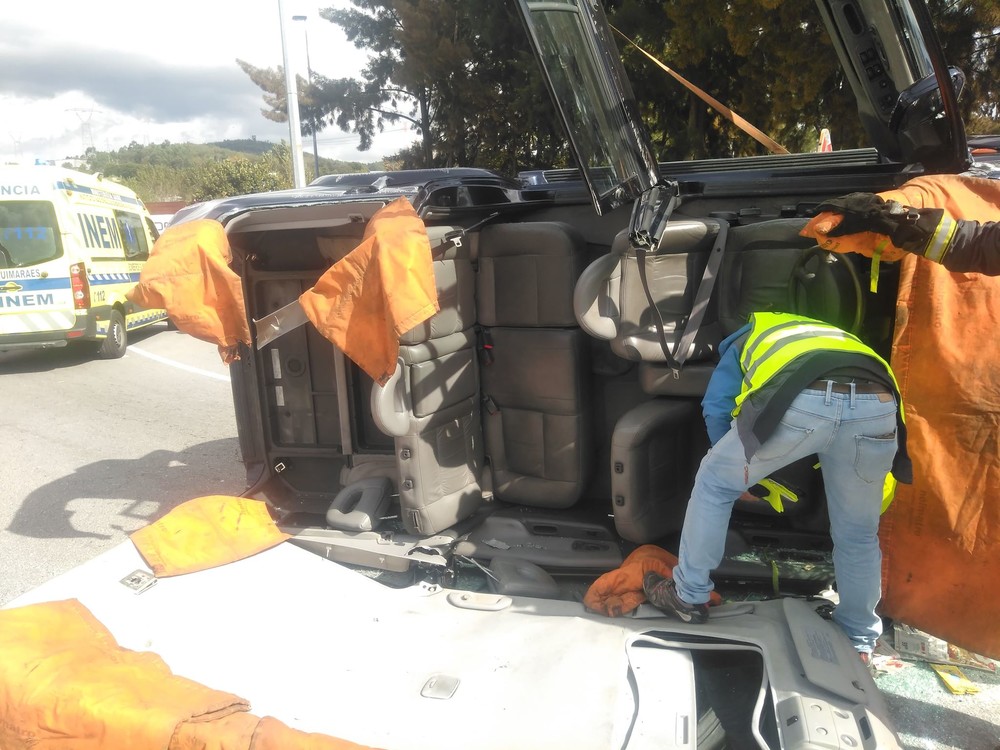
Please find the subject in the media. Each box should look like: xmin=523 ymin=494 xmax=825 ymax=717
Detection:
xmin=733 ymin=312 xmax=904 ymax=511
xmin=733 ymin=312 xmax=902 ymax=417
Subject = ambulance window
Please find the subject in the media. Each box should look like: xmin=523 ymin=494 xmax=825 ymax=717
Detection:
xmin=116 ymin=211 xmax=150 ymax=259
xmin=0 ymin=201 xmax=63 ymax=268
xmin=146 ymin=216 xmax=160 ymax=242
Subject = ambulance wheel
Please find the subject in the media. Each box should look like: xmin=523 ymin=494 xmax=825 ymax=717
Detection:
xmin=98 ymin=310 xmax=127 ymax=359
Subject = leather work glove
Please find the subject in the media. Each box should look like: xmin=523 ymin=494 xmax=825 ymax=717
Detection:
xmin=814 ymin=193 xmax=902 ymax=237
xmin=818 ymin=193 xmax=951 ymax=256
xmin=800 ymin=193 xmax=907 ymax=262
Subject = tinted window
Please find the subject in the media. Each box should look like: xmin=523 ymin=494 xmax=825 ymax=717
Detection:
xmin=116 ymin=210 xmax=150 ymax=259
xmin=0 ymin=201 xmax=63 ymax=267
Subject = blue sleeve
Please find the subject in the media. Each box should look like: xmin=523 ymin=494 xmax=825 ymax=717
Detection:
xmin=701 ymin=325 xmax=748 ymax=445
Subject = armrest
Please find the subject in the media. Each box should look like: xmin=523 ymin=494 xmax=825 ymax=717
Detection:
xmin=370 ymin=358 xmax=410 ymax=437
xmin=573 ymin=253 xmax=622 ymax=340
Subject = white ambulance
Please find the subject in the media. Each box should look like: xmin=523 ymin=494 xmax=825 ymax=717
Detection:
xmin=0 ymin=166 xmax=167 ymax=358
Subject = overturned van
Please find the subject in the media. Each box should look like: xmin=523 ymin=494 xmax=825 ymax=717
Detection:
xmin=83 ymin=0 xmax=997 ymax=747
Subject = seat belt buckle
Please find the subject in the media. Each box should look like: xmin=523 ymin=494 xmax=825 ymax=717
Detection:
xmin=483 ymin=395 xmax=499 ymax=416
xmin=477 ymin=328 xmax=494 ymax=366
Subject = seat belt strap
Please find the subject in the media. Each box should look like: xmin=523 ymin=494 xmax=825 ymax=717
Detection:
xmin=671 ymin=219 xmax=729 ymax=377
xmin=635 ymin=211 xmax=730 ymax=377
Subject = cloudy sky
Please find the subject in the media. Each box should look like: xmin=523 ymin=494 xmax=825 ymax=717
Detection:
xmin=1 ymin=1 xmax=416 ymax=165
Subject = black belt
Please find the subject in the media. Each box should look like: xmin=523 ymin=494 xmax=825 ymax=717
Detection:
xmin=807 ymin=379 xmax=892 ymax=395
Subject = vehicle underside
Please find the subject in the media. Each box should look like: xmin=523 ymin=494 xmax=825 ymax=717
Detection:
xmin=220 ymin=153 xmax=904 ymax=601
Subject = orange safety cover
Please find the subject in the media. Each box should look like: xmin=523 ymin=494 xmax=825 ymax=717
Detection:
xmin=583 ymin=544 xmax=722 ymax=617
xmin=173 ymin=713 xmax=379 ymax=750
xmin=0 ymin=599 xmax=380 ymax=750
xmin=0 ymin=598 xmax=249 ymax=750
xmin=298 ymin=197 xmax=439 ymax=386
xmin=127 ymin=219 xmax=252 ymax=364
xmin=875 ymin=175 xmax=1000 ymax=659
xmin=130 ymin=496 xmax=291 ymax=577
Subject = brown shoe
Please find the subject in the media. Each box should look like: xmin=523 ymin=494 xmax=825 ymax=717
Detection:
xmin=643 ymin=573 xmax=709 ymax=624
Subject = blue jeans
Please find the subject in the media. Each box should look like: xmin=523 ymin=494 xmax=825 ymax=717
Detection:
xmin=673 ymin=382 xmax=899 ymax=652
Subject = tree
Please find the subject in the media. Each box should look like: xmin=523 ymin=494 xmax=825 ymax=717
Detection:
xmin=608 ymin=0 xmax=861 ymax=160
xmin=929 ymin=0 xmax=1000 ymax=135
xmin=191 ymin=145 xmax=293 ymax=202
xmin=239 ymin=0 xmax=566 ymax=172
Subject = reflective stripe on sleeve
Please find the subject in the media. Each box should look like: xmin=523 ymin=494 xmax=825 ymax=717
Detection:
xmin=924 ymin=216 xmax=958 ymax=264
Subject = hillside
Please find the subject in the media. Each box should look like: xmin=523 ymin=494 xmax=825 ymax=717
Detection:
xmin=73 ymin=140 xmax=385 ymax=203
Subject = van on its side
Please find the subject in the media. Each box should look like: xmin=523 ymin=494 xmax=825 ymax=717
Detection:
xmin=0 ymin=166 xmax=166 ymax=358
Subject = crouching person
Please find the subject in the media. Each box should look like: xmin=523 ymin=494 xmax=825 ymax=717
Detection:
xmin=644 ymin=312 xmax=911 ymax=663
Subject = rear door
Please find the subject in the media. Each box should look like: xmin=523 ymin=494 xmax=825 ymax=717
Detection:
xmin=0 ymin=198 xmax=74 ymax=336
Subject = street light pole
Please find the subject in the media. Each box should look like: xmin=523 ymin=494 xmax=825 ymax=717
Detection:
xmin=293 ymin=14 xmax=322 ymax=179
xmin=278 ymin=0 xmax=306 ymax=188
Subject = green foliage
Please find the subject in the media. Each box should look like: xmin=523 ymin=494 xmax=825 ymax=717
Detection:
xmin=241 ymin=0 xmax=566 ymax=173
xmin=73 ymin=140 xmax=383 ymax=204
xmin=608 ymin=0 xmax=859 ymax=159
xmin=929 ymin=0 xmax=1000 ymax=135
xmin=191 ymin=148 xmax=290 ymax=202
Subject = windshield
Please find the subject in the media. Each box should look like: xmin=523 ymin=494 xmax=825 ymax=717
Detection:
xmin=0 ymin=201 xmax=62 ymax=268
xmin=517 ymin=0 xmax=660 ymax=214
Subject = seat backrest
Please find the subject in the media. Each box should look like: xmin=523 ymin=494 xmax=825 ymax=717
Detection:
xmin=575 ymin=220 xmax=723 ymax=363
xmin=715 ymin=218 xmax=863 ymax=337
xmin=575 ymin=220 xmax=723 ymax=398
xmin=476 ymin=222 xmax=593 ymax=508
xmin=371 ymin=228 xmax=484 ymax=534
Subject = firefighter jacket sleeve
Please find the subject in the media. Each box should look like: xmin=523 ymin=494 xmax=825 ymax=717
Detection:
xmin=802 ymin=190 xmax=1000 ymax=274
xmin=930 ymin=218 xmax=1000 ymax=275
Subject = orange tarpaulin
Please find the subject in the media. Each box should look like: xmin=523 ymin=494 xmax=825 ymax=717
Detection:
xmin=806 ymin=175 xmax=1000 ymax=658
xmin=584 ymin=545 xmax=722 ymax=617
xmin=877 ymin=176 xmax=1000 ymax=659
xmin=299 ymin=197 xmax=439 ymax=386
xmin=0 ymin=599 xmax=377 ymax=750
xmin=130 ymin=496 xmax=290 ymax=577
xmin=127 ymin=219 xmax=252 ymax=363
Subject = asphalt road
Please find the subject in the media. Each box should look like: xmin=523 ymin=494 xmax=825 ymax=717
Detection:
xmin=0 ymin=324 xmax=246 ymax=605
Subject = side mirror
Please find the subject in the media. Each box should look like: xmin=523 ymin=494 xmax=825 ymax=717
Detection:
xmin=889 ymin=67 xmax=965 ymax=134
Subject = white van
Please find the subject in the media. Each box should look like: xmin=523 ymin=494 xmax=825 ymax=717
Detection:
xmin=0 ymin=166 xmax=166 ymax=358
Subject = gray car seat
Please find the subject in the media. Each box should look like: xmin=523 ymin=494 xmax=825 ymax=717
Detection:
xmin=576 ymin=218 xmax=858 ymax=543
xmin=476 ymin=222 xmax=593 ymax=508
xmin=371 ymin=227 xmax=484 ymax=534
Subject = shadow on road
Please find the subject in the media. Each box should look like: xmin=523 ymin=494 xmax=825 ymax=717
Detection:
xmin=8 ymin=438 xmax=246 ymax=540
xmin=0 ymin=325 xmax=169 ymax=374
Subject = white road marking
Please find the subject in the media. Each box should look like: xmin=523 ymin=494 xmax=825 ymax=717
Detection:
xmin=128 ymin=345 xmax=230 ymax=382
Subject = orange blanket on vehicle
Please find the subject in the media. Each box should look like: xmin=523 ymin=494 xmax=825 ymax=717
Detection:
xmin=867 ymin=175 xmax=1000 ymax=659
xmin=127 ymin=219 xmax=252 ymax=364
xmin=584 ymin=545 xmax=722 ymax=617
xmin=298 ymin=197 xmax=439 ymax=386
xmin=0 ymin=599 xmax=376 ymax=750
xmin=130 ymin=496 xmax=290 ymax=577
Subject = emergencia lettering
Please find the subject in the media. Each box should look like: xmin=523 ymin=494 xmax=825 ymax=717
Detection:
xmin=0 ymin=184 xmax=42 ymax=196
xmin=76 ymin=212 xmax=124 ymax=250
